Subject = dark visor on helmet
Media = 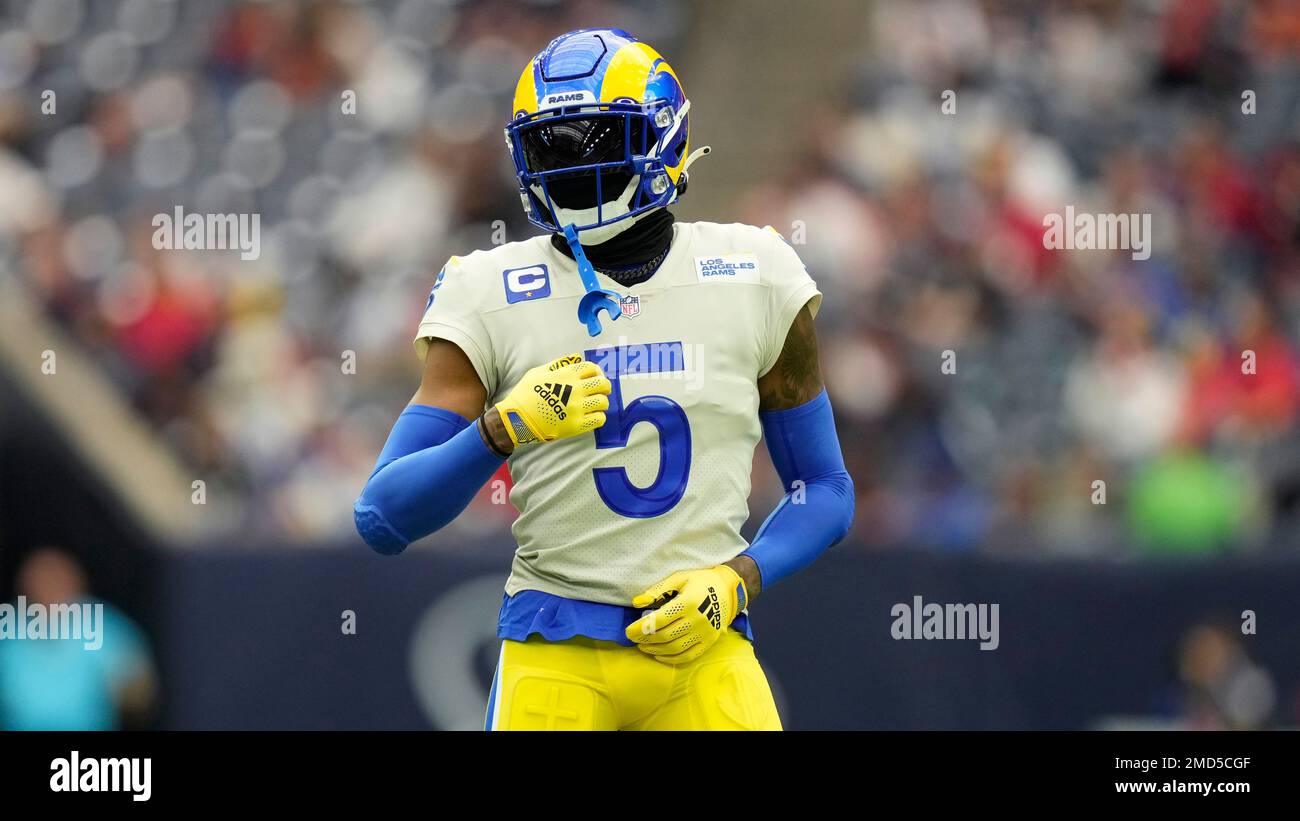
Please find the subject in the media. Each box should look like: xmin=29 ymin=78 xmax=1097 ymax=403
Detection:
xmin=518 ymin=114 xmax=649 ymax=174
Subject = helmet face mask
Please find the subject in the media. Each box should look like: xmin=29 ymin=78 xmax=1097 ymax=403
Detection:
xmin=514 ymin=108 xmax=646 ymax=214
xmin=505 ymin=29 xmax=692 ymax=237
xmin=517 ymin=113 xmax=647 ymax=176
xmin=544 ymin=169 xmax=635 ymax=210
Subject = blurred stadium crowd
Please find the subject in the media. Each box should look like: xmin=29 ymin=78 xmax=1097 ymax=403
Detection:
xmin=1 ymin=0 xmax=1299 ymax=556
xmin=803 ymin=0 xmax=1300 ymax=556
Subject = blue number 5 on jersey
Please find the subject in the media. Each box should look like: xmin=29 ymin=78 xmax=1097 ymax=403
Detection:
xmin=585 ymin=342 xmax=690 ymax=518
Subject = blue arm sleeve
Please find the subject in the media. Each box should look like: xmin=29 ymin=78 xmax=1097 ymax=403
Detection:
xmin=353 ymin=405 xmax=504 ymax=555
xmin=741 ymin=388 xmax=855 ymax=587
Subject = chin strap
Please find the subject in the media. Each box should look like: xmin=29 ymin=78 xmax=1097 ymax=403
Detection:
xmin=671 ymin=145 xmax=711 ymax=202
xmin=683 ymin=144 xmax=712 ymax=173
xmin=564 ymin=223 xmax=623 ymax=337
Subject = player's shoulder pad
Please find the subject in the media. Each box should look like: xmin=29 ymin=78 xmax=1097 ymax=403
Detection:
xmin=437 ymin=236 xmax=550 ymax=281
xmin=429 ymin=236 xmax=553 ymax=308
xmin=683 ymin=220 xmax=807 ymax=287
xmin=683 ymin=220 xmax=783 ymax=246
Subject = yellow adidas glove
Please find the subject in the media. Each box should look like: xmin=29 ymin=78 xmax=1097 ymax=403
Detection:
xmin=625 ymin=565 xmax=748 ymax=665
xmin=494 ymin=354 xmax=611 ymax=446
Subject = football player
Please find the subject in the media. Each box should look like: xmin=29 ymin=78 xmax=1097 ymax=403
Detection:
xmin=354 ymin=28 xmax=854 ymax=730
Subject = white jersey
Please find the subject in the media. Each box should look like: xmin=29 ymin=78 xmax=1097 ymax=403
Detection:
xmin=414 ymin=221 xmax=821 ymax=605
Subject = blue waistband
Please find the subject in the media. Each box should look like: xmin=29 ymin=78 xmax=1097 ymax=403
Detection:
xmin=498 ymin=590 xmax=754 ymax=646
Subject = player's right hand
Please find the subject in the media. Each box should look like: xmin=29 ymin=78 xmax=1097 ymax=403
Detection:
xmin=492 ymin=354 xmax=611 ymax=446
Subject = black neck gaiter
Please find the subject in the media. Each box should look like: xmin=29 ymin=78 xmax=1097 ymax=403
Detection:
xmin=550 ymin=209 xmax=676 ymax=288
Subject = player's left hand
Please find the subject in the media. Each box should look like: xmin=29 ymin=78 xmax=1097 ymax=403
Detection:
xmin=625 ymin=565 xmax=748 ymax=665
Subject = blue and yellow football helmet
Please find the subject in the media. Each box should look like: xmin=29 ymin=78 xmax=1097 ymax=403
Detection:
xmin=506 ymin=28 xmax=708 ymax=239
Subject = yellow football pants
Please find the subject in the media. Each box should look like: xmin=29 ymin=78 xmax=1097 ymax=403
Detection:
xmin=484 ymin=630 xmax=782 ymax=730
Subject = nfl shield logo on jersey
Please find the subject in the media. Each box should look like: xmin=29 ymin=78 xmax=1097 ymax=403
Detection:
xmin=619 ymin=294 xmax=641 ymax=318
